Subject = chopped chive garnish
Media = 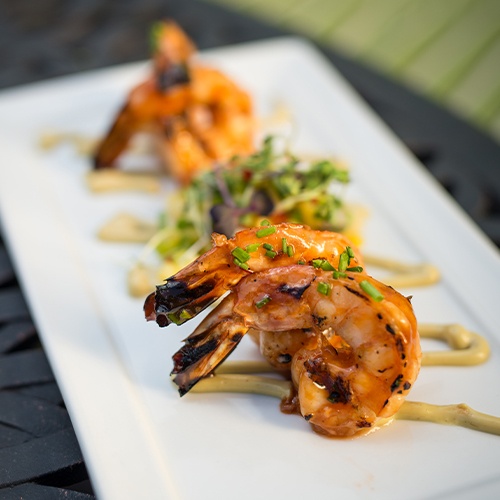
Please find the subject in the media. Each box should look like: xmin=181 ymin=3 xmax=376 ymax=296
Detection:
xmin=167 ymin=312 xmax=182 ymax=325
xmin=263 ymin=243 xmax=274 ymax=251
xmin=333 ymin=270 xmax=347 ymax=279
xmin=260 ymin=219 xmax=271 ymax=226
xmin=317 ymin=282 xmax=331 ymax=295
xmin=346 ymin=246 xmax=355 ymax=259
xmin=149 ymin=22 xmax=163 ymax=51
xmin=245 ymin=243 xmax=261 ymax=253
xmin=231 ymin=247 xmax=250 ymax=262
xmin=360 ymin=280 xmax=384 ymax=302
xmin=320 ymin=261 xmax=335 ymax=271
xmin=256 ymin=226 xmax=276 ymax=238
xmin=312 ymin=259 xmax=334 ymax=271
xmin=286 ymin=245 xmax=294 ymax=257
xmin=347 ymin=266 xmax=363 ymax=273
xmin=338 ymin=251 xmax=349 ymax=272
xmin=179 ymin=309 xmax=192 ymax=320
xmin=255 ymin=295 xmax=271 ymax=308
xmin=233 ymin=258 xmax=249 ymax=270
xmin=282 ymin=238 xmax=288 ymax=253
xmin=265 ymin=250 xmax=277 ymax=259
xmin=297 ymin=259 xmax=306 ymax=265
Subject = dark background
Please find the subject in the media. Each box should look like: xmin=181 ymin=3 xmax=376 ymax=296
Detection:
xmin=1 ymin=1 xmax=499 ymax=498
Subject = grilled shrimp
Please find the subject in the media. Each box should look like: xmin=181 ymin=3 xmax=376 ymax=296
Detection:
xmin=93 ymin=20 xmax=254 ymax=183
xmin=93 ymin=21 xmax=194 ymax=169
xmin=170 ymin=265 xmax=420 ymax=437
xmin=157 ymin=66 xmax=253 ymax=183
xmin=144 ymin=223 xmax=363 ymax=327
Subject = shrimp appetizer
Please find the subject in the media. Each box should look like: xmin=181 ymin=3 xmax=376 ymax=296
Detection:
xmin=93 ymin=20 xmax=254 ymax=183
xmin=145 ymin=222 xmax=422 ymax=437
xmin=144 ymin=222 xmax=363 ymax=327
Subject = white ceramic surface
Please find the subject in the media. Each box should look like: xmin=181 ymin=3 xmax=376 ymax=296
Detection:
xmin=1 ymin=38 xmax=499 ymax=500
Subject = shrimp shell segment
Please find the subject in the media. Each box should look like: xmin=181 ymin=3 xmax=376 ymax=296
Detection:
xmin=144 ymin=223 xmax=363 ymax=326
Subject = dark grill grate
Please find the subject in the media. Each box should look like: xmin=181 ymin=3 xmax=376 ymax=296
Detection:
xmin=0 ymin=238 xmax=94 ymax=497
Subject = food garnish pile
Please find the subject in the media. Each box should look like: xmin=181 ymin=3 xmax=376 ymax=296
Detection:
xmin=134 ymin=136 xmax=356 ymax=287
xmin=88 ymin=20 xmax=499 ymax=438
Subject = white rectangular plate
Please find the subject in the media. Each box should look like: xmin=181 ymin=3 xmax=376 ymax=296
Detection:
xmin=1 ymin=38 xmax=500 ymax=500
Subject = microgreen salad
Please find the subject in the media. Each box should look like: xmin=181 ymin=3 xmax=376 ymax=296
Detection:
xmin=144 ymin=136 xmax=353 ymax=269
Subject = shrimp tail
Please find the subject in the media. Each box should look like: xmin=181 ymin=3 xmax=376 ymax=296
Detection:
xmin=171 ymin=295 xmax=248 ymax=395
xmin=146 ymin=276 xmax=221 ymax=327
xmin=144 ymin=233 xmax=246 ymax=326
xmin=93 ymin=103 xmax=140 ymax=168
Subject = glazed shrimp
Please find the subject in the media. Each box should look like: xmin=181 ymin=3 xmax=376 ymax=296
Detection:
xmin=93 ymin=20 xmax=194 ymax=168
xmin=156 ymin=66 xmax=253 ymax=183
xmin=93 ymin=20 xmax=254 ymax=183
xmin=248 ymin=328 xmax=314 ymax=370
xmin=144 ymin=223 xmax=363 ymax=327
xmin=171 ymin=265 xmax=420 ymax=437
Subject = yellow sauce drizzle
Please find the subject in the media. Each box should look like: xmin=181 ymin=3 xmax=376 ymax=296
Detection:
xmin=396 ymin=401 xmax=500 ymax=436
xmin=98 ymin=213 xmax=157 ymax=243
xmin=39 ymin=131 xmax=98 ymax=156
xmin=191 ymin=375 xmax=500 ymax=437
xmin=190 ymin=325 xmax=500 ymax=437
xmin=364 ymin=254 xmax=441 ymax=288
xmin=192 ymin=373 xmax=291 ymax=400
xmin=420 ymin=323 xmax=490 ymax=366
xmin=86 ymin=170 xmax=160 ymax=193
xmin=39 ymin=131 xmax=155 ymax=157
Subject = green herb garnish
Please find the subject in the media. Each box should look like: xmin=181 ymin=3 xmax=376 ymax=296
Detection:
xmin=317 ymin=282 xmax=331 ymax=295
xmin=338 ymin=251 xmax=349 ymax=272
xmin=179 ymin=309 xmax=193 ymax=320
xmin=142 ymin=137 xmax=351 ymax=270
xmin=256 ymin=295 xmax=271 ymax=308
xmin=149 ymin=22 xmax=164 ymax=51
xmin=245 ymin=243 xmax=261 ymax=253
xmin=360 ymin=280 xmax=384 ymax=302
xmin=347 ymin=266 xmax=363 ymax=273
xmin=312 ymin=259 xmax=335 ymax=271
xmin=333 ymin=270 xmax=347 ymax=279
xmin=256 ymin=226 xmax=277 ymax=238
xmin=282 ymin=238 xmax=288 ymax=253
xmin=231 ymin=247 xmax=250 ymax=263
xmin=233 ymin=258 xmax=249 ymax=270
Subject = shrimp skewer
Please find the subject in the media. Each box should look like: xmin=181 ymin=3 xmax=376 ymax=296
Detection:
xmin=169 ymin=265 xmax=420 ymax=437
xmin=144 ymin=223 xmax=363 ymax=327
